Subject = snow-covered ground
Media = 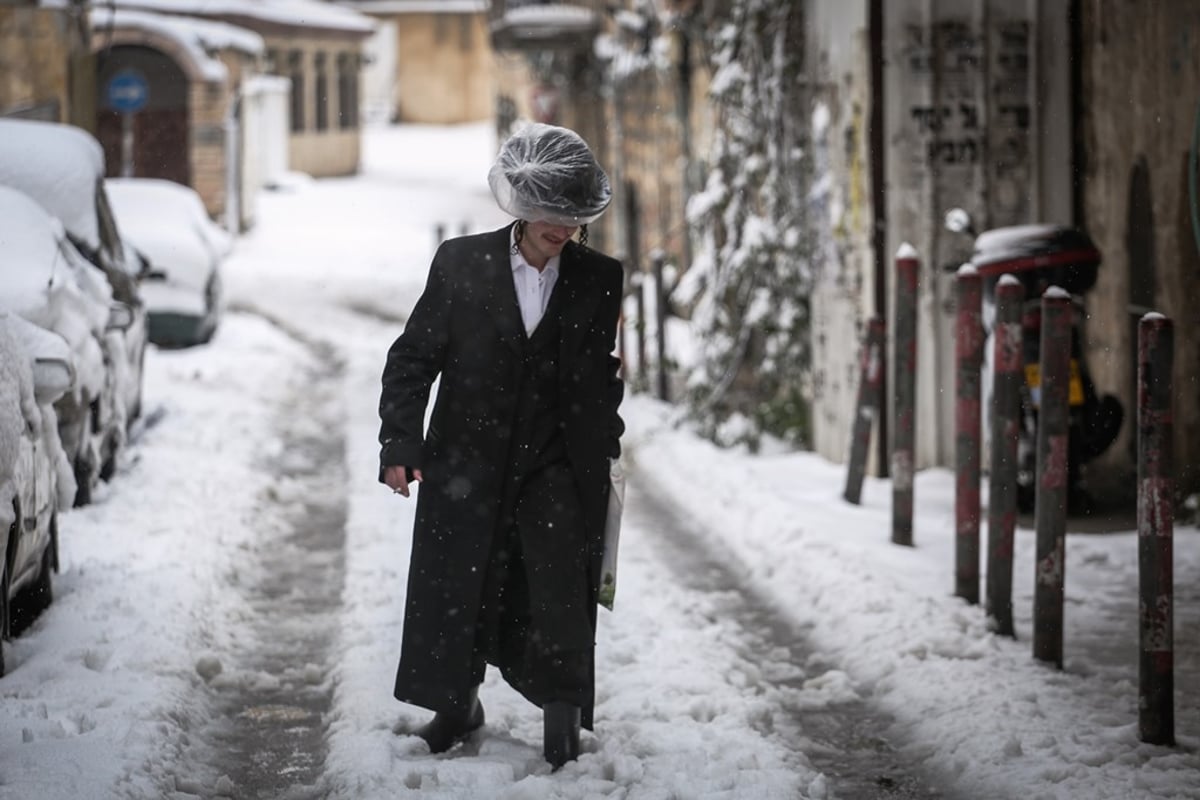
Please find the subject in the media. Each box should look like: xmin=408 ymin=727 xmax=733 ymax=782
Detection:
xmin=0 ymin=122 xmax=1196 ymax=799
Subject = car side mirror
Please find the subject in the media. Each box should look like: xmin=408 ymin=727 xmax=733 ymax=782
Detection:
xmin=137 ymin=250 xmax=154 ymax=278
xmin=32 ymin=357 xmax=74 ymax=404
xmin=107 ymin=302 xmax=134 ymax=331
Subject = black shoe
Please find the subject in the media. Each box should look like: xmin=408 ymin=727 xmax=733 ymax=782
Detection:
xmin=414 ymin=690 xmax=485 ymax=754
xmin=543 ymin=701 xmax=581 ymax=769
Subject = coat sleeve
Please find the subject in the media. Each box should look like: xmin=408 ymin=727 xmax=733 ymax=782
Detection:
xmin=378 ymin=247 xmax=452 ymax=479
xmin=603 ymin=263 xmax=625 ymax=460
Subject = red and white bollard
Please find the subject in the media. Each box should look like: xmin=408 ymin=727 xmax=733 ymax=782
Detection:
xmin=1137 ymin=312 xmax=1174 ymax=746
xmin=892 ymin=245 xmax=919 ymax=546
xmin=954 ymin=265 xmax=984 ymax=603
xmin=1033 ymin=287 xmax=1072 ymax=668
xmin=987 ymin=275 xmax=1025 ymax=637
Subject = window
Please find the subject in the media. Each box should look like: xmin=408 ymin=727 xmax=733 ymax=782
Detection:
xmin=459 ymin=15 xmax=472 ymax=51
xmin=315 ymin=52 xmax=329 ymax=132
xmin=288 ymin=50 xmax=305 ymax=132
xmin=337 ymin=53 xmax=359 ymax=130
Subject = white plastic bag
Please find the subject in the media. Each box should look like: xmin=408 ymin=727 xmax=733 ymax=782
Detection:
xmin=598 ymin=459 xmax=625 ymax=610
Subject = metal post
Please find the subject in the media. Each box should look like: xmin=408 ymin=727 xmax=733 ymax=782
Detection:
xmin=987 ymin=275 xmax=1025 ymax=637
xmin=892 ymin=245 xmax=919 ymax=546
xmin=652 ymin=251 xmax=669 ymax=402
xmin=434 ymin=223 xmax=445 ymax=249
xmin=223 ymin=93 xmax=241 ymax=236
xmin=623 ymin=184 xmax=644 ymax=391
xmin=1033 ymin=287 xmax=1072 ymax=668
xmin=633 ymin=273 xmax=646 ymax=391
xmin=120 ymin=112 xmax=134 ymax=178
xmin=1137 ymin=312 xmax=1174 ymax=746
xmin=955 ymin=266 xmax=984 ymax=603
xmin=844 ymin=317 xmax=885 ymax=504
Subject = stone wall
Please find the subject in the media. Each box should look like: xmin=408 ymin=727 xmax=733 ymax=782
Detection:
xmin=392 ymin=12 xmax=492 ymax=124
xmin=0 ymin=7 xmax=73 ymax=122
xmin=1079 ymin=0 xmax=1200 ymax=495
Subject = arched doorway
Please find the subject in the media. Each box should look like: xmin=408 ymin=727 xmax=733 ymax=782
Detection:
xmin=96 ymin=45 xmax=190 ymax=185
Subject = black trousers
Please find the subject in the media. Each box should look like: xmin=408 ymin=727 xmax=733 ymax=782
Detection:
xmin=472 ymin=462 xmax=592 ymax=709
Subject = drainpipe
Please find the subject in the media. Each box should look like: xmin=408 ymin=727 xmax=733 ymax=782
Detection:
xmin=224 ymin=90 xmax=241 ymax=235
xmin=869 ymin=0 xmax=889 ymax=476
xmin=675 ymin=17 xmax=694 ymax=270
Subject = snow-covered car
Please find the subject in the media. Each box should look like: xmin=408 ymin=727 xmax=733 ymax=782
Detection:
xmin=0 ymin=313 xmax=74 ymax=676
xmin=0 ymin=118 xmax=149 ymax=426
xmin=105 ymin=178 xmax=231 ymax=347
xmin=0 ymin=186 xmax=131 ymax=507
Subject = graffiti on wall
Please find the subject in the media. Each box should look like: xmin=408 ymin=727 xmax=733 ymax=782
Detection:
xmin=988 ymin=20 xmax=1033 ymax=224
xmin=898 ymin=16 xmax=1034 ymax=225
xmin=902 ymin=21 xmax=984 ymax=170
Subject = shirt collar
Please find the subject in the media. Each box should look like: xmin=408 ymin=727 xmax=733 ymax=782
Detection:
xmin=509 ymin=224 xmax=561 ymax=277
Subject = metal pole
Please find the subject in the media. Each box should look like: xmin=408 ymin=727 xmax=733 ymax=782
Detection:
xmin=633 ymin=273 xmax=646 ymax=391
xmin=892 ymin=245 xmax=919 ymax=546
xmin=955 ymin=266 xmax=984 ymax=603
xmin=1033 ymin=287 xmax=1072 ymax=668
xmin=223 ymin=93 xmax=241 ymax=236
xmin=1137 ymin=312 xmax=1174 ymax=746
xmin=120 ymin=112 xmax=134 ymax=178
xmin=844 ymin=316 xmax=885 ymax=505
xmin=653 ymin=251 xmax=669 ymax=402
xmin=987 ymin=275 xmax=1025 ymax=637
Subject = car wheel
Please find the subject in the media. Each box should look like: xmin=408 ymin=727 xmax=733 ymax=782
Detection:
xmin=1017 ymin=482 xmax=1035 ymax=515
xmin=99 ymin=436 xmax=118 ymax=482
xmin=0 ymin=513 xmax=10 ymax=676
xmin=0 ymin=533 xmax=9 ymax=678
xmin=73 ymin=455 xmax=93 ymax=507
xmin=11 ymin=538 xmax=53 ymax=637
xmin=26 ymin=540 xmax=53 ymax=618
xmin=50 ymin=513 xmax=59 ymax=574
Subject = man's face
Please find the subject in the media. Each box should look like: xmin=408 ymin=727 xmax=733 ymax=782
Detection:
xmin=521 ymin=220 xmax=579 ymax=267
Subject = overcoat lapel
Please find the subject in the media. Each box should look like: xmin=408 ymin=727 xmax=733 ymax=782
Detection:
xmin=556 ymin=243 xmax=604 ymax=360
xmin=482 ymin=225 xmax=525 ymax=355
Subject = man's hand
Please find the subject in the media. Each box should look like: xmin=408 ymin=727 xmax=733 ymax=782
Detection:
xmin=384 ymin=465 xmax=423 ymax=497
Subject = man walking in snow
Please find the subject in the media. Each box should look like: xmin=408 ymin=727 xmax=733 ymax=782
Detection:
xmin=378 ymin=123 xmax=624 ymax=768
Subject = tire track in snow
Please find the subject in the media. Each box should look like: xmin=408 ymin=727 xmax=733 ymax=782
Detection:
xmin=174 ymin=314 xmax=349 ymax=799
xmin=627 ymin=461 xmax=952 ymax=800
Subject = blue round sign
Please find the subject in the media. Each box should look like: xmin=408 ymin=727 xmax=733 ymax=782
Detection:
xmin=107 ymin=70 xmax=148 ymax=113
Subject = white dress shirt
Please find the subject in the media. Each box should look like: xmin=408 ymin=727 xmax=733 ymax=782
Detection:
xmin=510 ymin=228 xmax=560 ymax=336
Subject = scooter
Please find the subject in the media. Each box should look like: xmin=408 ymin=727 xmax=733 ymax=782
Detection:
xmin=944 ymin=210 xmax=1123 ymax=513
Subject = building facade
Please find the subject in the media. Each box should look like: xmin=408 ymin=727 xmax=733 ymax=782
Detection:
xmin=0 ymin=1 xmax=93 ymax=128
xmin=346 ymin=0 xmax=493 ymax=124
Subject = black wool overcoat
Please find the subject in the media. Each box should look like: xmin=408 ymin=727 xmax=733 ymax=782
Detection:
xmin=378 ymin=223 xmax=624 ymax=729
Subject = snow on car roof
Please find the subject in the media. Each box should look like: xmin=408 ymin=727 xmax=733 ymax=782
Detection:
xmin=0 ymin=188 xmax=112 ymax=391
xmin=0 ymin=312 xmax=37 ymax=492
xmin=106 ymin=178 xmax=233 ymax=256
xmin=0 ymin=185 xmax=71 ymax=306
xmin=0 ymin=118 xmax=105 ymax=251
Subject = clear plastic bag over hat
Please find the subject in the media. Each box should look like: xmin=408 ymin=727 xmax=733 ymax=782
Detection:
xmin=488 ymin=123 xmax=612 ymax=226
